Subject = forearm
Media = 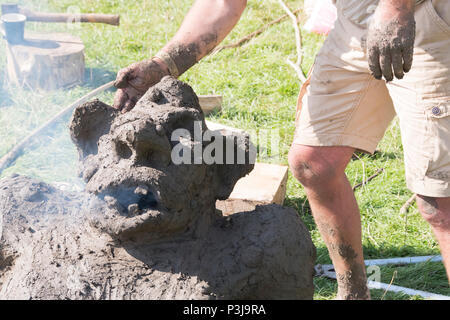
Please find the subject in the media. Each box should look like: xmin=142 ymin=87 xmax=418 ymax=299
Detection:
xmin=376 ymin=0 xmax=415 ymax=18
xmin=155 ymin=0 xmax=247 ymax=77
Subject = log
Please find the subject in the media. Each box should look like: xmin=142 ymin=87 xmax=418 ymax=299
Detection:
xmin=6 ymin=32 xmax=85 ymax=90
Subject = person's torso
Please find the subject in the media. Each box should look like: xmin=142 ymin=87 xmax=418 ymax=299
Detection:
xmin=339 ymin=0 xmax=426 ymax=26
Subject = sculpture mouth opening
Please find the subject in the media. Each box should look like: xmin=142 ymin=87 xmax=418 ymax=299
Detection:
xmin=137 ymin=191 xmax=158 ymax=211
xmin=101 ymin=185 xmax=159 ymax=217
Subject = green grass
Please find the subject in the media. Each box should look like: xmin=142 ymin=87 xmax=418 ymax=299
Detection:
xmin=0 ymin=0 xmax=448 ymax=299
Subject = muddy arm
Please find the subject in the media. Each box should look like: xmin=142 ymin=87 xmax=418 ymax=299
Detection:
xmin=113 ymin=0 xmax=247 ymax=111
xmin=155 ymin=0 xmax=248 ymax=77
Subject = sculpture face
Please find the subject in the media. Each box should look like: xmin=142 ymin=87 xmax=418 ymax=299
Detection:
xmin=70 ymin=77 xmax=254 ymax=239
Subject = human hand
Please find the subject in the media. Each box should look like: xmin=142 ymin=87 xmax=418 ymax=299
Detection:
xmin=113 ymin=58 xmax=169 ymax=112
xmin=367 ymin=0 xmax=416 ymax=81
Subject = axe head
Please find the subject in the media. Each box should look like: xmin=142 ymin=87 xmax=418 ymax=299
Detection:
xmin=1 ymin=13 xmax=26 ymax=44
xmin=1 ymin=4 xmax=19 ymax=15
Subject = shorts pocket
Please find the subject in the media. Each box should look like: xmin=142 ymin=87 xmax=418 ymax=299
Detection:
xmin=422 ymin=101 xmax=450 ymax=178
xmin=338 ymin=0 xmax=377 ymax=26
xmin=425 ymin=0 xmax=450 ymax=35
xmin=425 ymin=102 xmax=450 ymax=119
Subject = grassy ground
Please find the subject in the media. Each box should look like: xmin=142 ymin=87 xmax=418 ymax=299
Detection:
xmin=0 ymin=0 xmax=448 ymax=299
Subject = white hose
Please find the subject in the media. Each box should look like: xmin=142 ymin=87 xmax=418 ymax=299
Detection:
xmin=316 ymin=255 xmax=449 ymax=300
xmin=364 ymin=255 xmax=443 ymax=266
xmin=367 ymin=281 xmax=450 ymax=300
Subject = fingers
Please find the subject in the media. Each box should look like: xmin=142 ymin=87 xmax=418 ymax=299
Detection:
xmin=368 ymin=46 xmax=382 ymax=80
xmin=369 ymin=45 xmax=409 ymax=82
xmin=402 ymin=44 xmax=414 ymax=73
xmin=380 ymin=46 xmax=394 ymax=82
xmin=121 ymin=95 xmax=141 ymax=113
xmin=391 ymin=45 xmax=404 ymax=80
xmin=403 ymin=21 xmax=416 ymax=73
xmin=113 ymin=89 xmax=129 ymax=111
xmin=113 ymin=87 xmax=141 ymax=112
xmin=113 ymin=65 xmax=140 ymax=111
xmin=114 ymin=67 xmax=131 ymax=89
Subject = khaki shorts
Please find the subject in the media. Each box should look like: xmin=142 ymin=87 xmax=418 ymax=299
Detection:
xmin=294 ymin=0 xmax=450 ymax=197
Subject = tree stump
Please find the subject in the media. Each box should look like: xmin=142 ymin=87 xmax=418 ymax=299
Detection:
xmin=6 ymin=32 xmax=85 ymax=90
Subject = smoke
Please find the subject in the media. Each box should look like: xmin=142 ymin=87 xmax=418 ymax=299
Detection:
xmin=0 ymin=0 xmax=115 ymax=191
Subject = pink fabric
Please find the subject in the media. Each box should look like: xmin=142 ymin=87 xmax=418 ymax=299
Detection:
xmin=304 ymin=0 xmax=337 ymax=35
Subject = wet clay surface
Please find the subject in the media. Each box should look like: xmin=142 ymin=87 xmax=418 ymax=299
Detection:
xmin=0 ymin=77 xmax=316 ymax=300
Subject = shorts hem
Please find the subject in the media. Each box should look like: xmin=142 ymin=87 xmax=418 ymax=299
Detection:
xmin=407 ymin=180 xmax=450 ymax=198
xmin=292 ymin=133 xmax=378 ymax=154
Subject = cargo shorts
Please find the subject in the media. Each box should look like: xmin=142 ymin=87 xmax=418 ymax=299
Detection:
xmin=293 ymin=0 xmax=450 ymax=197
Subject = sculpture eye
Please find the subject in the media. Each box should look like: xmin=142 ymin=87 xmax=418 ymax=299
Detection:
xmin=135 ymin=141 xmax=170 ymax=167
xmin=116 ymin=141 xmax=132 ymax=159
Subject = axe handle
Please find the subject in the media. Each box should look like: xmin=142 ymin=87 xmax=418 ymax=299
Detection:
xmin=19 ymin=9 xmax=120 ymax=26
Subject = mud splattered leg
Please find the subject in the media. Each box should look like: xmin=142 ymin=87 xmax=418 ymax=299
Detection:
xmin=417 ymin=195 xmax=450 ymax=283
xmin=289 ymin=145 xmax=370 ymax=300
xmin=313 ymin=189 xmax=370 ymax=300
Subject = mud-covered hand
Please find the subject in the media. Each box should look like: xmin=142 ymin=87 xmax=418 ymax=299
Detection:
xmin=113 ymin=59 xmax=169 ymax=112
xmin=367 ymin=0 xmax=416 ymax=81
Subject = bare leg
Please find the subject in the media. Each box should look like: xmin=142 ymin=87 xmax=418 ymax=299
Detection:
xmin=416 ymin=195 xmax=450 ymax=282
xmin=289 ymin=145 xmax=370 ymax=299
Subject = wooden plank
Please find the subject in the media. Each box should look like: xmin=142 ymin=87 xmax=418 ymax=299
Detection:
xmin=199 ymin=95 xmax=222 ymax=115
xmin=205 ymin=122 xmax=290 ymax=215
xmin=205 ymin=120 xmax=244 ymax=134
xmin=217 ymin=163 xmax=289 ymax=216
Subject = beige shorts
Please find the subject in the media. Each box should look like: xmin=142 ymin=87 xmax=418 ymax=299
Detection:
xmin=294 ymin=0 xmax=450 ymax=197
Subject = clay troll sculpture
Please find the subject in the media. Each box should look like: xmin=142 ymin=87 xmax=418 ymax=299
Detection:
xmin=0 ymin=76 xmax=316 ymax=300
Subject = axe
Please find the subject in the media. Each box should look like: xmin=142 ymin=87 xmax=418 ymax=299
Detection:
xmin=1 ymin=3 xmax=120 ymax=26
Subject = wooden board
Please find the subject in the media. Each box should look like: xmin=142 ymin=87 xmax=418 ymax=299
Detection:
xmin=205 ymin=120 xmax=244 ymax=134
xmin=6 ymin=32 xmax=85 ymax=90
xmin=217 ymin=163 xmax=289 ymax=216
xmin=199 ymin=95 xmax=222 ymax=115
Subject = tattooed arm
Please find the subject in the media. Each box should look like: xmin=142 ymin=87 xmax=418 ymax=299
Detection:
xmin=114 ymin=0 xmax=247 ymax=112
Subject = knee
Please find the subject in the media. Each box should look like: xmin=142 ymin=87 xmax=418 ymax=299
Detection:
xmin=416 ymin=195 xmax=450 ymax=230
xmin=288 ymin=145 xmax=352 ymax=187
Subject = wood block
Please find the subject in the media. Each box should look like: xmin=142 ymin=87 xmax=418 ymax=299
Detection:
xmin=217 ymin=163 xmax=289 ymax=216
xmin=199 ymin=95 xmax=222 ymax=115
xmin=205 ymin=120 xmax=244 ymax=134
xmin=6 ymin=32 xmax=85 ymax=90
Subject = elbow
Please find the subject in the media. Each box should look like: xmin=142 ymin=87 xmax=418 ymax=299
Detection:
xmin=225 ymin=0 xmax=247 ymax=14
